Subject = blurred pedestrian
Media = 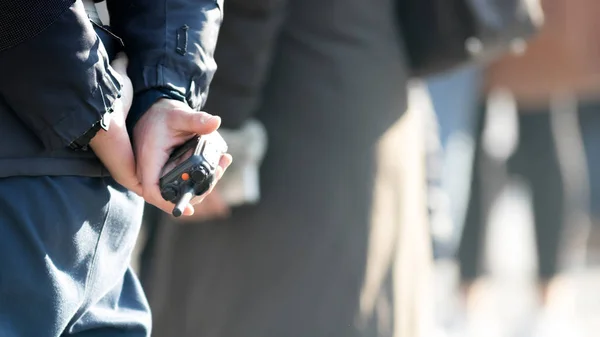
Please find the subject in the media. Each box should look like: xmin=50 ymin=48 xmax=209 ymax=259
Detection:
xmin=457 ymin=0 xmax=600 ymax=323
xmin=139 ymin=1 xmax=541 ymax=336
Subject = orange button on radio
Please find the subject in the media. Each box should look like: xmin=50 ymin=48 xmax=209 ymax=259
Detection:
xmin=181 ymin=173 xmax=190 ymax=181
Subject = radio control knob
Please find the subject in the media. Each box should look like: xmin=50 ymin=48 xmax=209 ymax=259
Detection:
xmin=160 ymin=185 xmax=179 ymax=202
xmin=190 ymin=165 xmax=209 ymax=183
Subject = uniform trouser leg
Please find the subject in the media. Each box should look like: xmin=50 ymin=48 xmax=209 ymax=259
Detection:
xmin=0 ymin=176 xmax=150 ymax=337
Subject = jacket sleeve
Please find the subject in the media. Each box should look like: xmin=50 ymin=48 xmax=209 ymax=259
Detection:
xmin=0 ymin=0 xmax=123 ymax=150
xmin=203 ymin=0 xmax=288 ymax=128
xmin=106 ymin=0 xmax=224 ymax=129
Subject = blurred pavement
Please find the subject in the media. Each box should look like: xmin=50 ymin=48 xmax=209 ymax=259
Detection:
xmin=434 ymin=181 xmax=600 ymax=337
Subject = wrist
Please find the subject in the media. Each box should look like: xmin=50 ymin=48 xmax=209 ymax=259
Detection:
xmin=69 ymin=109 xmax=113 ymax=151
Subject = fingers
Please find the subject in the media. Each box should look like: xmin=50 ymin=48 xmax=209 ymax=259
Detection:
xmin=136 ymin=139 xmax=198 ymax=216
xmin=90 ymin=125 xmax=142 ymax=196
xmin=181 ymin=192 xmax=230 ymax=223
xmin=220 ymin=153 xmax=233 ymax=171
xmin=138 ymin=143 xmax=172 ymax=212
xmin=132 ymin=98 xmax=230 ymax=217
xmin=110 ymin=52 xmax=129 ymax=75
xmin=155 ymin=153 xmax=232 ymax=218
xmin=183 ymin=204 xmax=195 ymax=216
xmin=89 ymin=53 xmax=139 ymax=195
xmin=140 ymin=109 xmax=224 ymax=212
xmin=189 ymin=154 xmax=232 ymax=206
xmin=139 ymin=155 xmax=232 ymax=218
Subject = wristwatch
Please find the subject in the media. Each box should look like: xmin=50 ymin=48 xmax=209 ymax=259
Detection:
xmin=69 ymin=108 xmax=113 ymax=151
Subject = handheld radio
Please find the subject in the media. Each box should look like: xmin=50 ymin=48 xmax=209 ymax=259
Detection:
xmin=159 ymin=131 xmax=228 ymax=217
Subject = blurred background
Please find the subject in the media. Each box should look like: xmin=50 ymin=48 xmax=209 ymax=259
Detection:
xmin=98 ymin=0 xmax=600 ymax=336
xmin=425 ymin=0 xmax=600 ymax=335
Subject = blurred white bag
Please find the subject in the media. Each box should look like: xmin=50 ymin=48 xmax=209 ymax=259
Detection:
xmin=216 ymin=120 xmax=268 ymax=206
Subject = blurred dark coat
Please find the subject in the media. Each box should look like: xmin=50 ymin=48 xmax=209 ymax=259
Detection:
xmin=140 ymin=0 xmax=433 ymax=336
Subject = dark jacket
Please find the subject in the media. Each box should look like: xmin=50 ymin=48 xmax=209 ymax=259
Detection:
xmin=0 ymin=0 xmax=222 ymax=177
xmin=202 ymin=0 xmax=285 ymax=129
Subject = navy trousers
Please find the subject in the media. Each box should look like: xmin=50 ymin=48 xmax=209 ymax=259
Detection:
xmin=0 ymin=176 xmax=150 ymax=336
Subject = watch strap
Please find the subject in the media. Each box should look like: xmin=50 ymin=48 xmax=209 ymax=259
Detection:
xmin=68 ymin=108 xmax=112 ymax=151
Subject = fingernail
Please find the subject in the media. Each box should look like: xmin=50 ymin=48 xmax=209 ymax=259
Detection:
xmin=201 ymin=114 xmax=220 ymax=124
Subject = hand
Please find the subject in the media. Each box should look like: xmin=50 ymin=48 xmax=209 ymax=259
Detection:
xmin=178 ymin=189 xmax=231 ymax=223
xmin=133 ymin=98 xmax=233 ymax=216
xmin=89 ymin=53 xmax=142 ymax=195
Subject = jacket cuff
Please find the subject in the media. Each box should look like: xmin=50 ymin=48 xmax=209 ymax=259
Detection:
xmin=0 ymin=0 xmax=123 ymax=151
xmin=45 ymin=65 xmax=123 ymax=150
xmin=128 ymin=58 xmax=212 ymax=112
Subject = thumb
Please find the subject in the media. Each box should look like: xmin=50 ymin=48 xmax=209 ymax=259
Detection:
xmin=171 ymin=108 xmax=221 ymax=135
